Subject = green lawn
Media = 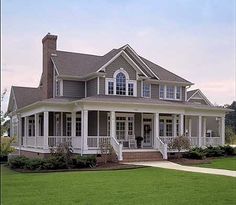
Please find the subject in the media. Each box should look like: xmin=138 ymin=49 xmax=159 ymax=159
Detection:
xmin=2 ymin=166 xmax=236 ymax=205
xmin=196 ymin=157 xmax=236 ymax=171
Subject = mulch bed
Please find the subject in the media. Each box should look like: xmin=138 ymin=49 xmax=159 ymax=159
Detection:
xmin=169 ymin=158 xmax=212 ymax=166
xmin=7 ymin=162 xmax=145 ymax=173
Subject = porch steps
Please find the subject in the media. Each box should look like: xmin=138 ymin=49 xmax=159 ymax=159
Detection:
xmin=122 ymin=150 xmax=164 ymax=162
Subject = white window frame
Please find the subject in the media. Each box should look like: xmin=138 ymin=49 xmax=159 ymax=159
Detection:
xmin=143 ymin=82 xmax=151 ymax=98
xmin=105 ymin=68 xmax=137 ymax=96
xmin=159 ymin=84 xmax=182 ymax=101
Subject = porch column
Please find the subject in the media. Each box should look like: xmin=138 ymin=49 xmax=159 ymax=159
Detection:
xmin=221 ymin=116 xmax=225 ymax=145
xmin=180 ymin=114 xmax=184 ymax=136
xmin=173 ymin=114 xmax=177 ymax=137
xmin=82 ymin=109 xmax=88 ymax=151
xmin=203 ymin=117 xmax=207 ymax=146
xmin=35 ymin=113 xmax=39 ymax=147
xmin=153 ymin=112 xmax=159 ymax=149
xmin=198 ymin=115 xmax=202 ymax=147
xmin=43 ymin=111 xmax=49 ymax=149
xmin=188 ymin=118 xmax=192 ymax=137
xmin=110 ymin=111 xmax=116 ymax=139
xmin=71 ymin=112 xmax=76 ymax=137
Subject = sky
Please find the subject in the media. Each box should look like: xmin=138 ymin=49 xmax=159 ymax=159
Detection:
xmin=1 ymin=0 xmax=236 ymax=112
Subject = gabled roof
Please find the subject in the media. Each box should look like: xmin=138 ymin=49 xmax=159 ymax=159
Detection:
xmin=187 ymin=89 xmax=213 ymax=106
xmin=140 ymin=56 xmax=192 ymax=84
xmin=8 ymin=86 xmax=42 ymax=112
xmin=52 ymin=45 xmax=192 ymax=84
xmin=51 ymin=48 xmax=122 ymax=77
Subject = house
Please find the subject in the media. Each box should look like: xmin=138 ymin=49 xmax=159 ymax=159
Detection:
xmin=7 ymin=33 xmax=230 ymax=161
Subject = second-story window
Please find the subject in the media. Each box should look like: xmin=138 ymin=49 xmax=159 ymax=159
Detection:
xmin=108 ymin=81 xmax=114 ymax=94
xmin=166 ymin=86 xmax=175 ymax=99
xmin=143 ymin=83 xmax=151 ymax=98
xmin=128 ymin=83 xmax=134 ymax=96
xmin=116 ymin=72 xmax=126 ymax=95
xmin=159 ymin=85 xmax=182 ymax=100
xmin=160 ymin=85 xmax=165 ymax=99
xmin=56 ymin=80 xmax=60 ymax=96
xmin=176 ymin=86 xmax=181 ymax=100
xmin=105 ymin=69 xmax=137 ymax=96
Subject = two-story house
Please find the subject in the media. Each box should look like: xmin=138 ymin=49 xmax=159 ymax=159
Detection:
xmin=7 ymin=34 xmax=230 ymax=161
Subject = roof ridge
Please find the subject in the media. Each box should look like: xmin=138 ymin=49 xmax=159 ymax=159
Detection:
xmin=56 ymin=50 xmax=102 ymax=57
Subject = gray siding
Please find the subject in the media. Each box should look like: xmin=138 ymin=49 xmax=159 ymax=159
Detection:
xmin=105 ymin=55 xmax=136 ymax=80
xmin=137 ymin=81 xmax=142 ymax=97
xmin=87 ymin=78 xmax=97 ymax=97
xmin=135 ymin=113 xmax=141 ymax=137
xmin=99 ymin=77 xmax=105 ymax=95
xmin=63 ymin=80 xmax=85 ymax=98
xmin=189 ymin=99 xmax=208 ymax=105
xmin=151 ymin=84 xmax=159 ymax=99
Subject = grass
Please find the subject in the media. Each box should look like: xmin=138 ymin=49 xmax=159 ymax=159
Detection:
xmin=2 ymin=166 xmax=236 ymax=205
xmin=196 ymin=157 xmax=236 ymax=171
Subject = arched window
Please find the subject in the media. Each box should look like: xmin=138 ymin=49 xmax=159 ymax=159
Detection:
xmin=116 ymin=72 xmax=126 ymax=95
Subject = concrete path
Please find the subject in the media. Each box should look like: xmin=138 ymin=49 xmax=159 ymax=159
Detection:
xmin=124 ymin=161 xmax=236 ymax=177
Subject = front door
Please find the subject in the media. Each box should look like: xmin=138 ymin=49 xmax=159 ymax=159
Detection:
xmin=143 ymin=119 xmax=152 ymax=147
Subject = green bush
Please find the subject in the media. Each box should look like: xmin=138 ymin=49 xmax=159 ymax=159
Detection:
xmin=183 ymin=150 xmax=206 ymax=160
xmin=8 ymin=156 xmax=29 ymax=169
xmin=205 ymin=146 xmax=224 ymax=157
xmin=24 ymin=158 xmax=46 ymax=170
xmin=46 ymin=156 xmax=67 ymax=169
xmin=75 ymin=155 xmax=96 ymax=168
xmin=219 ymin=145 xmax=235 ymax=156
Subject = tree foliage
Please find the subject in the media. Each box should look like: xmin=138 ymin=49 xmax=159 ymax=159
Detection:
xmin=0 ymin=136 xmax=15 ymax=157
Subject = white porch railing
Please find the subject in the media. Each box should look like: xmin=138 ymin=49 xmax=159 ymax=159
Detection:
xmin=48 ymin=136 xmax=81 ymax=148
xmin=205 ymin=137 xmax=221 ymax=146
xmin=189 ymin=137 xmax=199 ymax=147
xmin=36 ymin=136 xmax=44 ymax=148
xmin=154 ymin=136 xmax=168 ymax=159
xmin=87 ymin=136 xmax=110 ymax=149
xmin=110 ymin=135 xmax=123 ymax=161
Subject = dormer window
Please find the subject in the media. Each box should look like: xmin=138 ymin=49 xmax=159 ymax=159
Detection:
xmin=105 ymin=69 xmax=137 ymax=96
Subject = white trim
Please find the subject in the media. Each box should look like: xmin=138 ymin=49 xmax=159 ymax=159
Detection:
xmin=121 ymin=51 xmax=148 ymax=78
xmin=97 ymin=111 xmax=100 ymax=137
xmin=97 ymin=50 xmax=123 ymax=72
xmin=187 ymin=89 xmax=213 ymax=106
xmin=159 ymin=84 xmax=182 ymax=101
xmin=97 ymin=77 xmax=100 ymax=95
xmin=105 ymin=70 xmax=137 ymax=97
xmin=123 ymin=44 xmax=160 ymax=79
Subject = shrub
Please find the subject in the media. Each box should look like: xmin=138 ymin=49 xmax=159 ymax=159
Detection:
xmin=8 ymin=156 xmax=29 ymax=169
xmin=46 ymin=156 xmax=67 ymax=169
xmin=0 ymin=137 xmax=15 ymax=157
xmin=75 ymin=155 xmax=96 ymax=168
xmin=205 ymin=146 xmax=224 ymax=157
xmin=24 ymin=158 xmax=46 ymax=170
xmin=170 ymin=136 xmax=190 ymax=152
xmin=183 ymin=150 xmax=206 ymax=160
xmin=219 ymin=145 xmax=235 ymax=156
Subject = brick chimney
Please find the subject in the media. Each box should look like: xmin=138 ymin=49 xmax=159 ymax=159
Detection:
xmin=41 ymin=33 xmax=57 ymax=99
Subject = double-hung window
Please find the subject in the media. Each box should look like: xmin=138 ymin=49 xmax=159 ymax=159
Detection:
xmin=116 ymin=72 xmax=126 ymax=95
xmin=128 ymin=83 xmax=134 ymax=96
xmin=108 ymin=81 xmax=114 ymax=95
xmin=143 ymin=83 xmax=151 ymax=98
xmin=166 ymin=86 xmax=175 ymax=99
xmin=159 ymin=85 xmax=165 ymax=99
xmin=159 ymin=85 xmax=182 ymax=100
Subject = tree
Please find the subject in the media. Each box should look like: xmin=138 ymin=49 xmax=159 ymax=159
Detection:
xmin=171 ymin=135 xmax=191 ymax=153
xmin=0 ymin=136 xmax=15 ymax=157
xmin=1 ymin=89 xmax=8 ymax=136
xmin=225 ymin=101 xmax=236 ymax=133
xmin=225 ymin=126 xmax=236 ymax=144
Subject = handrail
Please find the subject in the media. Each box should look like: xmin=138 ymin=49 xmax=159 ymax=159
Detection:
xmin=154 ymin=136 xmax=168 ymax=160
xmin=110 ymin=136 xmax=123 ymax=161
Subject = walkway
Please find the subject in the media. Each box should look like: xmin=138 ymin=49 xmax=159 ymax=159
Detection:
xmin=124 ymin=161 xmax=236 ymax=177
